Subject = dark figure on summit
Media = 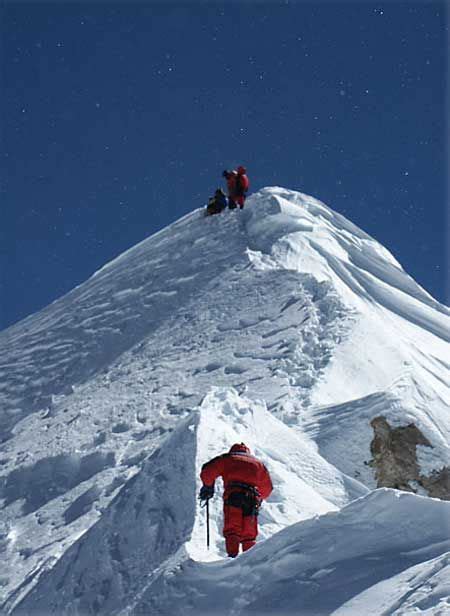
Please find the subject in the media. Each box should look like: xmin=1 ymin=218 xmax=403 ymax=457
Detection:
xmin=206 ymin=188 xmax=228 ymax=216
xmin=222 ymin=166 xmax=249 ymax=209
xmin=199 ymin=443 xmax=273 ymax=558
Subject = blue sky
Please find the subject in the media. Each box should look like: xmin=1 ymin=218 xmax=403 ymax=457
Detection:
xmin=1 ymin=1 xmax=448 ymax=330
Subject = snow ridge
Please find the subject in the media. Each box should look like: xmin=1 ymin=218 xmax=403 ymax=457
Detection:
xmin=1 ymin=187 xmax=449 ymax=614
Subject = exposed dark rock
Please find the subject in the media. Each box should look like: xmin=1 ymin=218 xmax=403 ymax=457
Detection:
xmin=369 ymin=416 xmax=449 ymax=500
xmin=421 ymin=467 xmax=450 ymax=500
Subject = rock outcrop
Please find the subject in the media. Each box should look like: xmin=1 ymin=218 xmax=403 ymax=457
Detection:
xmin=370 ymin=416 xmax=450 ymax=500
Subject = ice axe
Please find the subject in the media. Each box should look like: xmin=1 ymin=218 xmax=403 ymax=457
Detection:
xmin=206 ymin=498 xmax=210 ymax=549
xmin=199 ymin=494 xmax=211 ymax=550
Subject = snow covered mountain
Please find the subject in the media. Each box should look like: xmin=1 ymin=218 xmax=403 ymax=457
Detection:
xmin=1 ymin=187 xmax=449 ymax=615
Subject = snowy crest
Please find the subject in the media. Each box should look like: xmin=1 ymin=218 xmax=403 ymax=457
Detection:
xmin=187 ymin=387 xmax=367 ymax=562
xmin=1 ymin=187 xmax=449 ymax=614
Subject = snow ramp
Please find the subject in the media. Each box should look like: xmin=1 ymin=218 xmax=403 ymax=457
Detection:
xmin=186 ymin=388 xmax=367 ymax=562
xmin=125 ymin=489 xmax=450 ymax=616
xmin=6 ymin=412 xmax=198 ymax=615
xmin=9 ymin=388 xmax=366 ymax=614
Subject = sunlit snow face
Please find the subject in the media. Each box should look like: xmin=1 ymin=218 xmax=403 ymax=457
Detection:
xmin=6 ymin=527 xmax=18 ymax=545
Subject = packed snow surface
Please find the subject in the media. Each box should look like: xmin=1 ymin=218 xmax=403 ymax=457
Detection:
xmin=1 ymin=187 xmax=449 ymax=614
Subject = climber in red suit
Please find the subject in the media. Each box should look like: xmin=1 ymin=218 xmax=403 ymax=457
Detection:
xmin=222 ymin=165 xmax=249 ymax=209
xmin=199 ymin=443 xmax=273 ymax=557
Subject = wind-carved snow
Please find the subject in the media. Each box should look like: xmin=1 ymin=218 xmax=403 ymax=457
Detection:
xmin=7 ymin=413 xmax=198 ymax=615
xmin=121 ymin=490 xmax=450 ymax=616
xmin=7 ymin=387 xmax=366 ymax=614
xmin=243 ymin=189 xmax=449 ymax=489
xmin=1 ymin=187 xmax=449 ymax=614
xmin=186 ymin=388 xmax=367 ymax=563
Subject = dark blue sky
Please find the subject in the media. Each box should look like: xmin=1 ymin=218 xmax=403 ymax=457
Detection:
xmin=1 ymin=1 xmax=448 ymax=331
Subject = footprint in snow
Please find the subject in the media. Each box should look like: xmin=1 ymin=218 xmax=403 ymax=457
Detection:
xmin=111 ymin=422 xmax=131 ymax=434
xmin=224 ymin=365 xmax=248 ymax=375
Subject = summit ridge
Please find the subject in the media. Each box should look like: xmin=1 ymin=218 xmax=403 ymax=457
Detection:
xmin=1 ymin=188 xmax=449 ymax=614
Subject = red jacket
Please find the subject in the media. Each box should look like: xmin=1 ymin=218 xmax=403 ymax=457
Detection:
xmin=236 ymin=172 xmax=249 ymax=196
xmin=224 ymin=168 xmax=249 ymax=198
xmin=200 ymin=444 xmax=273 ymax=500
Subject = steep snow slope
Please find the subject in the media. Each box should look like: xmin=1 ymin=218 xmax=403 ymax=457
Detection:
xmin=187 ymin=389 xmax=366 ymax=562
xmin=245 ymin=189 xmax=449 ymax=484
xmin=9 ymin=389 xmax=367 ymax=615
xmin=122 ymin=489 xmax=450 ymax=616
xmin=1 ymin=187 xmax=449 ymax=614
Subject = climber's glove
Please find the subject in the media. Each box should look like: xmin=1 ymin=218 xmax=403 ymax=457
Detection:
xmin=199 ymin=484 xmax=214 ymax=501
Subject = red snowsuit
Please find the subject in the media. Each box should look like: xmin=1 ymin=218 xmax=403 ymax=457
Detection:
xmin=225 ymin=171 xmax=238 ymax=200
xmin=224 ymin=167 xmax=249 ymax=209
xmin=200 ymin=444 xmax=272 ymax=557
xmin=235 ymin=168 xmax=249 ymax=208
